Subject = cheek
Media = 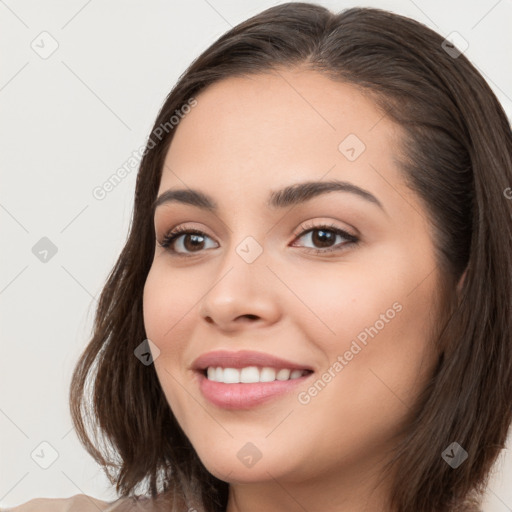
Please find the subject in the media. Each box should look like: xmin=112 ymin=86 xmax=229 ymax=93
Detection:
xmin=142 ymin=264 xmax=197 ymax=350
xmin=287 ymin=269 xmax=438 ymax=464
xmin=286 ymin=258 xmax=396 ymax=348
xmin=142 ymin=264 xmax=205 ymax=422
xmin=142 ymin=267 xmax=194 ymax=409
xmin=293 ymin=254 xmax=438 ymax=404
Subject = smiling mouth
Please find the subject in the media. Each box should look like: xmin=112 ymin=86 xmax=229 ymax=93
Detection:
xmin=196 ymin=366 xmax=315 ymax=409
xmin=201 ymin=366 xmax=314 ymax=384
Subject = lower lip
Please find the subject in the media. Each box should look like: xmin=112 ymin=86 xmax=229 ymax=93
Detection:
xmin=196 ymin=371 xmax=312 ymax=409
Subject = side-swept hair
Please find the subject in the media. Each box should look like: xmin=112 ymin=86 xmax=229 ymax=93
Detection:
xmin=69 ymin=3 xmax=512 ymax=511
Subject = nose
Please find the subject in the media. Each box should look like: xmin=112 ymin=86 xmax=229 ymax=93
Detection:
xmin=198 ymin=239 xmax=282 ymax=331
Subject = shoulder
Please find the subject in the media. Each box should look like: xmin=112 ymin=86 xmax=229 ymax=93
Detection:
xmin=1 ymin=493 xmax=134 ymax=512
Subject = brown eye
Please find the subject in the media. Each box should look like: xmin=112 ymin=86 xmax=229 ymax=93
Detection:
xmin=158 ymin=228 xmax=218 ymax=255
xmin=292 ymin=223 xmax=359 ymax=254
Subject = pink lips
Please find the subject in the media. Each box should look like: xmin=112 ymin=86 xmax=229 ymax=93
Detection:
xmin=192 ymin=349 xmax=314 ymax=372
xmin=192 ymin=350 xmax=314 ymax=409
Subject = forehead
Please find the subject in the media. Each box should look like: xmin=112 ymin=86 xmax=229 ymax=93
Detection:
xmin=159 ymin=69 xmax=405 ymax=204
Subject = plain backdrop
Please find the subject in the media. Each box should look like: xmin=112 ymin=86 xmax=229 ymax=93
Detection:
xmin=1 ymin=0 xmax=511 ymax=509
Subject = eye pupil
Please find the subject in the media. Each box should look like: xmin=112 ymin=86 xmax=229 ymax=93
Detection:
xmin=312 ymin=229 xmax=336 ymax=248
xmin=184 ymin=234 xmax=205 ymax=251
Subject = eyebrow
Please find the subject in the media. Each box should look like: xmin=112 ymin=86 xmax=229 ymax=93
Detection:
xmin=153 ymin=179 xmax=385 ymax=214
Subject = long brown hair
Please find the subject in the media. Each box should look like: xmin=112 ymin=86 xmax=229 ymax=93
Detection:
xmin=69 ymin=3 xmax=512 ymax=511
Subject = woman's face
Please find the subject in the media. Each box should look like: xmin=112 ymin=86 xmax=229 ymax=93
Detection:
xmin=143 ymin=69 xmax=442 ymax=496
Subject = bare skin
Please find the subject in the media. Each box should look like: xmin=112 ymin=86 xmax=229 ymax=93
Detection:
xmin=142 ymin=67 xmax=443 ymax=512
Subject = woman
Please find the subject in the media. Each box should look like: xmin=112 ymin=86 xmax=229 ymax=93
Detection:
xmin=7 ymin=2 xmax=512 ymax=511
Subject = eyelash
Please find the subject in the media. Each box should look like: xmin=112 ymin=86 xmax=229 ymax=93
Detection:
xmin=157 ymin=222 xmax=359 ymax=258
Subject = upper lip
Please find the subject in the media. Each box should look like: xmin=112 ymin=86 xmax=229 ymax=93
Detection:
xmin=192 ymin=350 xmax=314 ymax=372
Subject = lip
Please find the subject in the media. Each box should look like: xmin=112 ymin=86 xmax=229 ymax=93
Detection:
xmin=196 ymin=371 xmax=313 ymax=409
xmin=191 ymin=349 xmax=314 ymax=372
xmin=191 ymin=350 xmax=315 ymax=409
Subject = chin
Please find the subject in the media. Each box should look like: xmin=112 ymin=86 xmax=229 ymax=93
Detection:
xmin=193 ymin=443 xmax=299 ymax=484
xmin=203 ymin=460 xmax=280 ymax=484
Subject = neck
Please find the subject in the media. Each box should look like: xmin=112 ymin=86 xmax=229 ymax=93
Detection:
xmin=225 ymin=451 xmax=395 ymax=512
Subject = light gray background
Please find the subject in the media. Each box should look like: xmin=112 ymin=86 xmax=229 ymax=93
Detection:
xmin=1 ymin=0 xmax=511 ymax=509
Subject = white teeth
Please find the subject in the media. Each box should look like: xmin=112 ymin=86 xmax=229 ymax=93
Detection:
xmin=276 ymin=369 xmax=290 ymax=380
xmin=205 ymin=366 xmax=309 ymax=383
xmin=290 ymin=369 xmax=303 ymax=379
xmin=260 ymin=367 xmax=276 ymax=382
xmin=223 ymin=368 xmax=240 ymax=384
xmin=240 ymin=366 xmax=260 ymax=383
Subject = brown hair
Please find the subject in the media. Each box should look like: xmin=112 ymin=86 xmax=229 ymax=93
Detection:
xmin=69 ymin=3 xmax=512 ymax=511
